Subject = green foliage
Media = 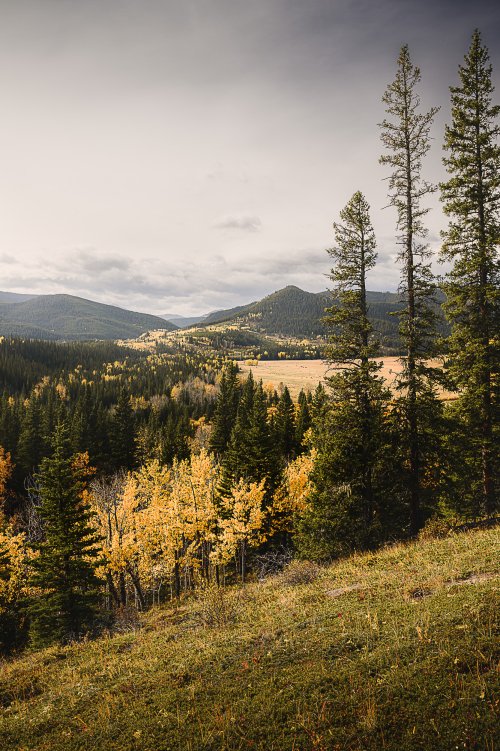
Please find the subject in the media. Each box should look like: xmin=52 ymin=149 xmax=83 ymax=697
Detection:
xmin=110 ymin=388 xmax=136 ymax=470
xmin=0 ymin=294 xmax=176 ymax=341
xmin=209 ymin=362 xmax=240 ymax=457
xmin=324 ymin=191 xmax=379 ymax=364
xmin=28 ymin=424 xmax=102 ymax=647
xmin=379 ymin=45 xmax=441 ymax=534
xmin=298 ymin=192 xmax=396 ymax=558
xmin=440 ymin=30 xmax=500 ymax=514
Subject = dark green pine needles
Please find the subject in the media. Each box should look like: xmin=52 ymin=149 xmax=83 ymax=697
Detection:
xmin=440 ymin=30 xmax=500 ymax=515
xmin=29 ymin=423 xmax=102 ymax=647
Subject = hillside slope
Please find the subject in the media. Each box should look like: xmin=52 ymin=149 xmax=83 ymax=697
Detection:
xmin=0 ymin=291 xmax=38 ymax=304
xmin=196 ymin=286 xmax=447 ymax=351
xmin=0 ymin=295 xmax=177 ymax=341
xmin=1 ymin=526 xmax=498 ymax=751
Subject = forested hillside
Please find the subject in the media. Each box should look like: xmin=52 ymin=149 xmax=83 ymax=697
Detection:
xmin=0 ymin=294 xmax=177 ymax=341
xmin=195 ymin=285 xmax=446 ymax=351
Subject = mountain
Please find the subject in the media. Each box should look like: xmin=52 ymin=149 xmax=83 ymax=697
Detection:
xmin=202 ymin=303 xmax=258 ymax=326
xmin=161 ymin=313 xmax=208 ymax=328
xmin=0 ymin=291 xmax=38 ymax=304
xmin=192 ymin=285 xmax=446 ymax=352
xmin=0 ymin=294 xmax=177 ymax=341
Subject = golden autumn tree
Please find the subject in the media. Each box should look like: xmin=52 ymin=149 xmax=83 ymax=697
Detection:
xmin=0 ymin=447 xmax=32 ymax=653
xmin=212 ymin=478 xmax=266 ymax=582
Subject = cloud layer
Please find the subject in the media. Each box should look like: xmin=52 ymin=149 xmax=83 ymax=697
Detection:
xmin=0 ymin=1 xmax=498 ymax=315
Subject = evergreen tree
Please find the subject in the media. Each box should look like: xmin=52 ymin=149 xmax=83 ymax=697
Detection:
xmin=379 ymin=45 xmax=441 ymax=534
xmin=247 ymin=381 xmax=279 ymax=500
xmin=110 ymin=388 xmax=136 ymax=469
xmin=220 ymin=372 xmax=255 ymax=495
xmin=274 ymin=386 xmax=296 ymax=460
xmin=440 ymin=30 xmax=500 ymax=514
xmin=29 ymin=423 xmax=102 ymax=647
xmin=296 ymin=192 xmax=393 ymax=557
xmin=209 ymin=362 xmax=240 ymax=457
xmin=17 ymin=398 xmax=43 ymax=479
xmin=294 ymin=390 xmax=311 ymax=454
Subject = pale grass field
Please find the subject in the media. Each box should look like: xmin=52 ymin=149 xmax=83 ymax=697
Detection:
xmin=239 ymin=357 xmax=455 ymax=399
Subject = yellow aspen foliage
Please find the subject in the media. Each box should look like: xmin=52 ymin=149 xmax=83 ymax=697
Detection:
xmin=212 ymin=478 xmax=266 ymax=567
xmin=0 ymin=448 xmax=33 ymax=619
xmin=0 ymin=528 xmax=34 ymax=605
xmin=270 ymin=450 xmax=317 ymax=533
xmin=0 ymin=447 xmax=13 ymax=513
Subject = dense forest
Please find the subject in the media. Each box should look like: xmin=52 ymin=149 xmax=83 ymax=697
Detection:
xmin=0 ymin=31 xmax=498 ymax=664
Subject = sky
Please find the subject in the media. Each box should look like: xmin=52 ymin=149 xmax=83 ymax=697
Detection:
xmin=0 ymin=0 xmax=499 ymax=316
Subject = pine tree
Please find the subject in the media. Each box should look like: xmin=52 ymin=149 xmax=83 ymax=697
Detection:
xmin=110 ymin=388 xmax=136 ymax=469
xmin=294 ymin=390 xmax=311 ymax=454
xmin=440 ymin=30 xmax=500 ymax=514
xmin=296 ymin=192 xmax=392 ymax=557
xmin=17 ymin=398 xmax=43 ymax=479
xmin=274 ymin=386 xmax=296 ymax=460
xmin=209 ymin=362 xmax=240 ymax=457
xmin=29 ymin=423 xmax=102 ymax=647
xmin=220 ymin=371 xmax=255 ymax=493
xmin=379 ymin=45 xmax=441 ymax=534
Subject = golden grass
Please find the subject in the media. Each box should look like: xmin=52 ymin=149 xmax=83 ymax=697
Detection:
xmin=239 ymin=357 xmax=456 ymax=399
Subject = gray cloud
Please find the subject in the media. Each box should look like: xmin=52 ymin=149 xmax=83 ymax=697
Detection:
xmin=212 ymin=214 xmax=262 ymax=232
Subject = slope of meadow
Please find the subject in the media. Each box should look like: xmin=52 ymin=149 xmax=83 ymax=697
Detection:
xmin=0 ymin=527 xmax=498 ymax=751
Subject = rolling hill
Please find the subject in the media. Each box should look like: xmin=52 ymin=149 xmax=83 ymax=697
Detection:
xmin=192 ymin=285 xmax=446 ymax=352
xmin=0 ymin=294 xmax=177 ymax=341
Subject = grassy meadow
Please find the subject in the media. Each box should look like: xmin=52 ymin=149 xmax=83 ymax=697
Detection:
xmin=239 ymin=357 xmax=456 ymax=399
xmin=0 ymin=526 xmax=498 ymax=751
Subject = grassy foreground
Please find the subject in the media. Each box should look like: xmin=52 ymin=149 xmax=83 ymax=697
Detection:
xmin=1 ymin=528 xmax=498 ymax=751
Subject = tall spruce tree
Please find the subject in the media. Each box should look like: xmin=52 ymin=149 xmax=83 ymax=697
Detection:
xmin=296 ymin=192 xmax=392 ymax=558
xmin=29 ymin=423 xmax=102 ymax=647
xmin=379 ymin=45 xmax=440 ymax=534
xmin=274 ymin=386 xmax=296 ymax=460
xmin=440 ymin=30 xmax=500 ymax=514
xmin=110 ymin=388 xmax=136 ymax=469
xmin=209 ymin=362 xmax=240 ymax=457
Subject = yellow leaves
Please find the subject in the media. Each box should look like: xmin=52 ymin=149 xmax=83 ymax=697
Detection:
xmin=270 ymin=450 xmax=316 ymax=532
xmin=211 ymin=479 xmax=267 ymax=566
xmin=55 ymin=382 xmax=68 ymax=400
xmin=89 ymin=446 xmax=315 ymax=591
xmin=0 ymin=447 xmax=13 ymax=506
xmin=0 ymin=526 xmax=35 ymax=607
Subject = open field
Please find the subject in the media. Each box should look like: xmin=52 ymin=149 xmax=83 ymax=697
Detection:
xmin=239 ymin=357 xmax=456 ymax=399
xmin=0 ymin=526 xmax=498 ymax=751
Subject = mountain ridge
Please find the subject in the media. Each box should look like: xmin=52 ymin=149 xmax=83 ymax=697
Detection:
xmin=0 ymin=293 xmax=177 ymax=341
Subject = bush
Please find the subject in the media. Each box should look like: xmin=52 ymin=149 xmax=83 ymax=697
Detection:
xmin=280 ymin=559 xmax=321 ymax=586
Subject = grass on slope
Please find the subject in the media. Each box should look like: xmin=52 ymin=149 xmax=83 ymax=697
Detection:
xmin=0 ymin=527 xmax=498 ymax=751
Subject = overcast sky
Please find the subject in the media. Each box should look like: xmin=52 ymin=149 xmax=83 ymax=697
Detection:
xmin=0 ymin=0 xmax=499 ymax=316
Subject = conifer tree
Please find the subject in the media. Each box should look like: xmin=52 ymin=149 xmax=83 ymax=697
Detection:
xmin=209 ymin=362 xmax=240 ymax=457
xmin=29 ymin=423 xmax=102 ymax=646
xmin=110 ymin=388 xmax=136 ymax=469
xmin=294 ymin=390 xmax=311 ymax=454
xmin=296 ymin=192 xmax=392 ymax=557
xmin=379 ymin=45 xmax=440 ymax=534
xmin=220 ymin=371 xmax=255 ymax=493
xmin=274 ymin=386 xmax=296 ymax=460
xmin=440 ymin=30 xmax=500 ymax=513
xmin=17 ymin=398 xmax=43 ymax=479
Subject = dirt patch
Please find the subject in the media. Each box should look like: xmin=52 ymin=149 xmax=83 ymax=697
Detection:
xmin=325 ymin=583 xmax=363 ymax=598
xmin=409 ymin=587 xmax=433 ymax=600
xmin=445 ymin=572 xmax=498 ymax=588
